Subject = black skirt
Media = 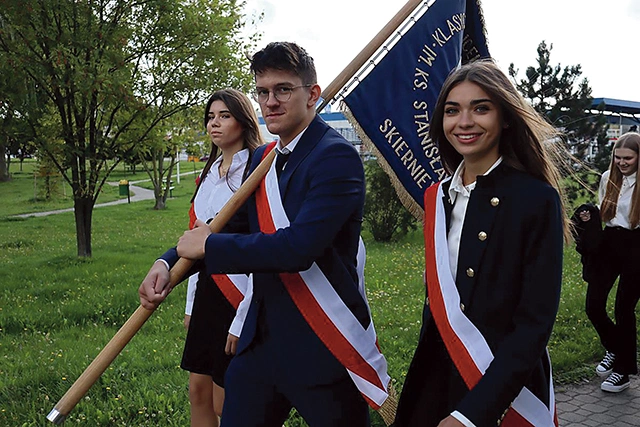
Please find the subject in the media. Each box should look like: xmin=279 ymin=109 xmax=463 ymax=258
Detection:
xmin=180 ymin=271 xmax=236 ymax=387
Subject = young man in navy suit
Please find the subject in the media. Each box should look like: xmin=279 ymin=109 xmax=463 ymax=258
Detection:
xmin=139 ymin=42 xmax=389 ymax=426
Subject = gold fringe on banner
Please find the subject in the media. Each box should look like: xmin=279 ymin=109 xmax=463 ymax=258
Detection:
xmin=463 ymin=0 xmax=490 ymax=64
xmin=377 ymin=380 xmax=399 ymax=426
xmin=343 ymin=104 xmax=425 ymax=221
xmin=475 ymin=0 xmax=489 ymax=49
xmin=340 ymin=109 xmax=403 ymax=427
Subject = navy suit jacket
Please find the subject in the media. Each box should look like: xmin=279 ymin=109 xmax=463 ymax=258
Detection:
xmin=402 ymin=163 xmax=563 ymax=426
xmin=169 ymin=115 xmax=368 ymax=386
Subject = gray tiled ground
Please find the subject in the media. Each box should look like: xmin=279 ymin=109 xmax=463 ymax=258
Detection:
xmin=556 ymin=376 xmax=640 ymax=426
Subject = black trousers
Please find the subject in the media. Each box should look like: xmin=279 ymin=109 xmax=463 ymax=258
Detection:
xmin=585 ymin=226 xmax=640 ymax=375
xmin=221 ymin=321 xmax=369 ymax=427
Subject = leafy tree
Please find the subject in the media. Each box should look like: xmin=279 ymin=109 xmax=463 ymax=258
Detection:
xmin=139 ymin=107 xmax=202 ymax=210
xmin=364 ymin=160 xmax=417 ymax=242
xmin=136 ymin=121 xmax=178 ymax=210
xmin=36 ymin=143 xmax=65 ymax=201
xmin=0 ymin=18 xmax=16 ymax=182
xmin=0 ymin=0 xmax=255 ymax=257
xmin=0 ymin=31 xmax=44 ymax=179
xmin=593 ymin=139 xmax=613 ymax=172
xmin=508 ymin=41 xmax=608 ymax=165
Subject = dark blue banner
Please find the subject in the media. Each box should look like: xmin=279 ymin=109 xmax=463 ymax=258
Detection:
xmin=344 ymin=0 xmax=489 ymax=216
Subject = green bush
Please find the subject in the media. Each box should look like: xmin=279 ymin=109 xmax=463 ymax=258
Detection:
xmin=363 ymin=160 xmax=418 ymax=242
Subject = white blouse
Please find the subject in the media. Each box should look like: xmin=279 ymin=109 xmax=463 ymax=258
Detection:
xmin=598 ymin=170 xmax=638 ymax=230
xmin=185 ymin=148 xmax=250 ymax=315
xmin=193 ymin=149 xmax=249 ymax=223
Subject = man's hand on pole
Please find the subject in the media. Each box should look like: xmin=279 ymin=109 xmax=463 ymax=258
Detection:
xmin=177 ymin=219 xmax=211 ymax=260
xmin=138 ymin=261 xmax=171 ymax=310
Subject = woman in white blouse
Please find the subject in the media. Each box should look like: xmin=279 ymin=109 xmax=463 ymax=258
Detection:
xmin=182 ymin=89 xmax=263 ymax=426
xmin=587 ymin=131 xmax=640 ymax=393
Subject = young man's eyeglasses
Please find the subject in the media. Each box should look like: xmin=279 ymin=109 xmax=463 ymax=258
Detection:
xmin=252 ymin=85 xmax=312 ymax=104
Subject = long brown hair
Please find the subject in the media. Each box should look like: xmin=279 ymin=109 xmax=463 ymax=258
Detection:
xmin=194 ymin=89 xmax=264 ymax=199
xmin=600 ymin=132 xmax=640 ymax=227
xmin=430 ymin=59 xmax=571 ymax=240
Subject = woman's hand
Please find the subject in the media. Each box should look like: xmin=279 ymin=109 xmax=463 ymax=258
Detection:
xmin=579 ymin=210 xmax=591 ymax=222
xmin=437 ymin=415 xmax=465 ymax=427
xmin=225 ymin=334 xmax=239 ymax=355
xmin=184 ymin=314 xmax=191 ymax=330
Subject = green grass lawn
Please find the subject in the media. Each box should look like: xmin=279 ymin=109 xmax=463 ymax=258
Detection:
xmin=0 ymin=158 xmax=205 ymax=216
xmin=0 ymin=166 xmax=626 ymax=426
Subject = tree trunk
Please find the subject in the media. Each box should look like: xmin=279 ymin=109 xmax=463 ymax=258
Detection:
xmin=0 ymin=141 xmax=10 ymax=182
xmin=153 ymin=196 xmax=166 ymax=210
xmin=73 ymin=196 xmax=94 ymax=258
xmin=152 ymin=180 xmax=166 ymax=210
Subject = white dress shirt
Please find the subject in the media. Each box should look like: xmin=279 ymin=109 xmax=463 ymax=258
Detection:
xmin=274 ymin=126 xmax=308 ymax=168
xmin=184 ymin=148 xmax=249 ymax=315
xmin=192 ymin=149 xmax=249 ymax=222
xmin=446 ymin=157 xmax=503 ymax=427
xmin=598 ymin=169 xmax=638 ymax=229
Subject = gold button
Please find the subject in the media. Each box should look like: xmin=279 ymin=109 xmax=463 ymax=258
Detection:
xmin=478 ymin=231 xmax=487 ymax=241
xmin=466 ymin=268 xmax=475 ymax=278
xmin=490 ymin=197 xmax=500 ymax=207
xmin=460 ymin=303 xmax=465 ymax=312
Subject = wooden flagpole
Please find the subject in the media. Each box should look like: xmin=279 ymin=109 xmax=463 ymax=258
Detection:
xmin=46 ymin=148 xmax=276 ymax=424
xmin=317 ymin=0 xmax=424 ymax=111
xmin=47 ymin=1 xmax=424 ymax=423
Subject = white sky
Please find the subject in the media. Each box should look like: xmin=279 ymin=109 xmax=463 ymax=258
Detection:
xmin=242 ymin=0 xmax=640 ymax=107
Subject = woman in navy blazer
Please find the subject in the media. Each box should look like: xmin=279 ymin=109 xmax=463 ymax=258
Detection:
xmin=395 ymin=60 xmax=569 ymax=427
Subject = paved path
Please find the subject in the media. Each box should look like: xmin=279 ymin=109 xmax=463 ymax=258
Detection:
xmin=556 ymin=376 xmax=640 ymax=426
xmin=11 ymin=172 xmax=199 ymax=218
xmin=12 ymin=183 xmax=155 ymax=218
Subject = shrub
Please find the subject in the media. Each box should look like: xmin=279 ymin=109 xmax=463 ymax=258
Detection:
xmin=363 ymin=160 xmax=417 ymax=242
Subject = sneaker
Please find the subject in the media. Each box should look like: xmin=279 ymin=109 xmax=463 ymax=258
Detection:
xmin=601 ymin=372 xmax=630 ymax=393
xmin=596 ymin=351 xmax=615 ymax=377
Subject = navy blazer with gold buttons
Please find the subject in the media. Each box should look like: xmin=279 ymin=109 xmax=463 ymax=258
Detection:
xmin=411 ymin=162 xmax=563 ymax=426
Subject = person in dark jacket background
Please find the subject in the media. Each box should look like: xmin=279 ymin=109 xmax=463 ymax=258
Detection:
xmin=571 ymin=203 xmax=603 ymax=284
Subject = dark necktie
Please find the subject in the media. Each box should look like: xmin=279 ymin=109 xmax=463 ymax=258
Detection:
xmin=275 ymin=152 xmax=290 ymax=179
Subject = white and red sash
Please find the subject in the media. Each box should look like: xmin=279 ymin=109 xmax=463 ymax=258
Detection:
xmin=252 ymin=143 xmax=390 ymax=409
xmin=210 ymin=274 xmax=247 ymax=310
xmin=189 ymin=182 xmax=248 ymax=310
xmin=423 ymin=182 xmax=557 ymax=426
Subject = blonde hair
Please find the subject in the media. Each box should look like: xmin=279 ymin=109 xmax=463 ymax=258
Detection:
xmin=600 ymin=132 xmax=640 ymax=227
